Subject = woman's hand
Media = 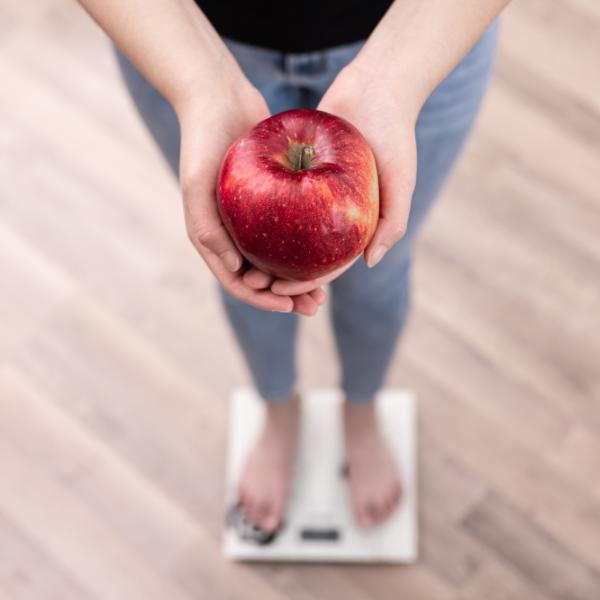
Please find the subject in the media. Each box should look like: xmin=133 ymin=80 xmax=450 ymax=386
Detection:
xmin=77 ymin=0 xmax=326 ymax=315
xmin=267 ymin=62 xmax=419 ymax=298
xmin=177 ymin=80 xmax=327 ymax=315
xmin=319 ymin=64 xmax=418 ymax=268
xmin=266 ymin=0 xmax=511 ymax=299
xmin=79 ymin=0 xmax=507 ymax=308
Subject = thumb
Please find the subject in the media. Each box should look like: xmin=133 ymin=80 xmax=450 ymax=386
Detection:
xmin=189 ymin=220 xmax=242 ymax=273
xmin=182 ymin=179 xmax=243 ymax=273
xmin=365 ymin=141 xmax=417 ymax=268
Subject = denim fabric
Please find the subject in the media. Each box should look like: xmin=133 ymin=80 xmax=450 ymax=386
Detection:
xmin=115 ymin=21 xmax=498 ymax=403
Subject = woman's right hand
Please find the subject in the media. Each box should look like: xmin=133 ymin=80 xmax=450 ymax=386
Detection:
xmin=76 ymin=0 xmax=324 ymax=315
xmin=176 ymin=80 xmax=326 ymax=316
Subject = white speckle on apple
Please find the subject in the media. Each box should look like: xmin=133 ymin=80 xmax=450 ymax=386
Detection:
xmin=345 ymin=206 xmax=361 ymax=220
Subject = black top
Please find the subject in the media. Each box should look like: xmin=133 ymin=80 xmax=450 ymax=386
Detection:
xmin=195 ymin=1 xmax=394 ymax=53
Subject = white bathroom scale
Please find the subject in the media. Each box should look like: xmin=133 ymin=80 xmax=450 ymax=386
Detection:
xmin=222 ymin=387 xmax=418 ymax=563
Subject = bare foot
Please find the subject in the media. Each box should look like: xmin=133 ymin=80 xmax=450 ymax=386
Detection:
xmin=237 ymin=391 xmax=301 ymax=533
xmin=342 ymin=401 xmax=403 ymax=530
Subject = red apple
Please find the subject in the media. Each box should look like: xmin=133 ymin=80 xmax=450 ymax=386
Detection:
xmin=217 ymin=108 xmax=379 ymax=281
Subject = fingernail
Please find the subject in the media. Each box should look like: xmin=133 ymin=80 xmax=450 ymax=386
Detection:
xmin=368 ymin=244 xmax=387 ymax=268
xmin=271 ymin=305 xmax=292 ymax=313
xmin=222 ymin=250 xmax=241 ymax=272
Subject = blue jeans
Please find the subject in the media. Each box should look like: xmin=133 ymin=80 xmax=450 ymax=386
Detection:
xmin=115 ymin=22 xmax=498 ymax=404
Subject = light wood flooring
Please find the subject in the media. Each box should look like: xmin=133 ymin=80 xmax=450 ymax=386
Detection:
xmin=0 ymin=1 xmax=599 ymax=598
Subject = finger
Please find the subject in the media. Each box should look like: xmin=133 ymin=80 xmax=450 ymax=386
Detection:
xmin=292 ymin=293 xmax=319 ymax=316
xmin=365 ymin=142 xmax=417 ymax=268
xmin=309 ymin=287 xmax=327 ymax=305
xmin=182 ymin=179 xmax=243 ymax=273
xmin=203 ymin=252 xmax=294 ymax=313
xmin=243 ymin=267 xmax=275 ymax=290
xmin=230 ymin=278 xmax=295 ymax=313
xmin=271 ymin=277 xmax=320 ymax=296
xmin=234 ymin=283 xmax=294 ymax=313
xmin=271 ymin=258 xmax=357 ymax=295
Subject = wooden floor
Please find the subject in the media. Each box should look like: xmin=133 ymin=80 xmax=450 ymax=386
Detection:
xmin=1 ymin=1 xmax=599 ymax=598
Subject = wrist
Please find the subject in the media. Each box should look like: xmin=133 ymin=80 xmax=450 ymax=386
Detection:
xmin=170 ymin=54 xmax=249 ymax=119
xmin=336 ymin=59 xmax=423 ymax=127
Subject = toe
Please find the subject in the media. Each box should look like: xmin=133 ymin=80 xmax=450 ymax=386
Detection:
xmin=363 ymin=500 xmax=379 ymax=528
xmin=372 ymin=500 xmax=388 ymax=525
xmin=350 ymin=490 xmax=367 ymax=528
xmin=381 ymin=494 xmax=396 ymax=521
xmin=263 ymin=512 xmax=279 ymax=533
xmin=262 ymin=500 xmax=283 ymax=533
xmin=243 ymin=495 xmax=260 ymax=523
xmin=358 ymin=512 xmax=372 ymax=529
xmin=392 ymin=481 xmax=403 ymax=504
xmin=383 ymin=483 xmax=403 ymax=519
xmin=255 ymin=500 xmax=272 ymax=526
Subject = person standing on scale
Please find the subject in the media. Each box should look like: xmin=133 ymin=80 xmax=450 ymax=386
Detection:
xmin=77 ymin=0 xmax=510 ymax=534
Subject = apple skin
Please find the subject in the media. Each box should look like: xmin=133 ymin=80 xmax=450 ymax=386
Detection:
xmin=217 ymin=108 xmax=379 ymax=281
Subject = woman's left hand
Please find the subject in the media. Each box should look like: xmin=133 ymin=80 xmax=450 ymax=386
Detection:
xmin=253 ymin=61 xmax=419 ymax=297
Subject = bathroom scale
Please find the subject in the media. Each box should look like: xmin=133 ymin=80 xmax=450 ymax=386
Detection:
xmin=222 ymin=387 xmax=418 ymax=563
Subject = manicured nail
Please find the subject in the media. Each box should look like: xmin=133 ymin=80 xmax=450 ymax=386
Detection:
xmin=222 ymin=250 xmax=241 ymax=272
xmin=368 ymin=244 xmax=387 ymax=268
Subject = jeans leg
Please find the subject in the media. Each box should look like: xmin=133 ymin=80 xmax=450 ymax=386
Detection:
xmin=328 ymin=21 xmax=500 ymax=403
xmin=330 ymin=244 xmax=413 ymax=404
xmin=114 ymin=42 xmax=304 ymax=403
xmin=216 ymin=39 xmax=309 ymax=403
xmin=114 ymin=48 xmax=181 ymax=176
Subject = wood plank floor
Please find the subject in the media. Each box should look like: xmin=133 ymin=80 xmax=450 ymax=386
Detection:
xmin=1 ymin=1 xmax=599 ymax=598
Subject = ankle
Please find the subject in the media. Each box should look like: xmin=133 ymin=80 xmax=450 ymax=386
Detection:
xmin=343 ymin=400 xmax=377 ymax=421
xmin=342 ymin=401 xmax=379 ymax=440
xmin=265 ymin=390 xmax=300 ymax=420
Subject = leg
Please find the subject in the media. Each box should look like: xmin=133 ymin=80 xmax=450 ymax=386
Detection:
xmin=332 ymin=20 xmax=500 ymax=406
xmin=215 ymin=38 xmax=308 ymax=405
xmin=114 ymin=41 xmax=305 ymax=534
xmin=114 ymin=42 xmax=303 ymax=404
xmin=321 ymin=22 xmax=498 ymax=528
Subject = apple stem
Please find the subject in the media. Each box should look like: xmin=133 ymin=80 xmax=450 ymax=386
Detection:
xmin=299 ymin=145 xmax=314 ymax=170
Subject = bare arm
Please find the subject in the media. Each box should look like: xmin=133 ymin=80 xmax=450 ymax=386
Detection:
xmin=339 ymin=0 xmax=512 ymax=268
xmin=77 ymin=0 xmax=242 ymax=113
xmin=77 ymin=0 xmax=325 ymax=315
xmin=271 ymin=0 xmax=511 ymax=297
xmin=350 ymin=0 xmax=510 ymax=118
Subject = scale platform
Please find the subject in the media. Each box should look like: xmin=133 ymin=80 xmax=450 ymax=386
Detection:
xmin=222 ymin=388 xmax=418 ymax=563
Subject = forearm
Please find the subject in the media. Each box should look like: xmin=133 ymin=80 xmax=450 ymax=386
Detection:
xmin=77 ymin=0 xmax=244 ymax=114
xmin=351 ymin=0 xmax=510 ymax=117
